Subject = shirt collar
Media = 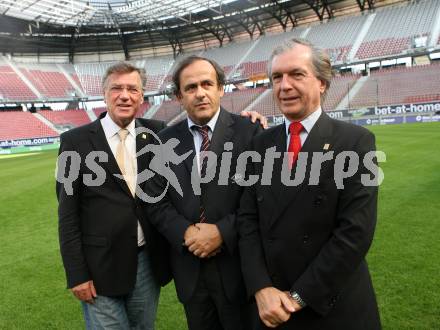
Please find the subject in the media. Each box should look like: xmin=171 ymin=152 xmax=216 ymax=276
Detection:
xmin=187 ymin=107 xmax=221 ymax=134
xmin=284 ymin=107 xmax=322 ymax=136
xmin=101 ymin=112 xmax=136 ymax=139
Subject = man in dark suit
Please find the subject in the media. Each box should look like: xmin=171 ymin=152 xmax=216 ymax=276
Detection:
xmin=238 ymin=38 xmax=381 ymax=329
xmin=144 ymin=56 xmax=262 ymax=330
xmin=57 ymin=62 xmax=171 ymax=329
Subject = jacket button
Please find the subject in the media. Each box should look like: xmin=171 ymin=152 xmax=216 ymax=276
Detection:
xmin=257 ymin=195 xmax=264 ymax=202
xmin=314 ymin=197 xmax=323 ymax=205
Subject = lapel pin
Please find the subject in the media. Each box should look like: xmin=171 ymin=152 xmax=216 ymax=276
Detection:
xmin=323 ymin=143 xmax=330 ymax=150
xmin=142 ymin=134 xmax=147 ymax=140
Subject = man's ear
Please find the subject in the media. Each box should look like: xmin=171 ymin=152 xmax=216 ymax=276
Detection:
xmin=319 ymin=79 xmax=326 ymax=94
xmin=219 ymin=85 xmax=225 ymax=97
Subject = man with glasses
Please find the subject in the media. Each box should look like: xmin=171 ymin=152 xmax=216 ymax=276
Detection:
xmin=57 ymin=62 xmax=171 ymax=329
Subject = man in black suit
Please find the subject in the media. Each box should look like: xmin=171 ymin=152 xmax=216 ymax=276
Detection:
xmin=57 ymin=62 xmax=171 ymax=329
xmin=238 ymin=38 xmax=381 ymax=329
xmin=144 ymin=56 xmax=262 ymax=330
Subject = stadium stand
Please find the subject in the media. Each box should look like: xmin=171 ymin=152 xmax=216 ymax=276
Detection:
xmin=1 ymin=1 xmax=440 ymax=102
xmin=355 ymin=0 xmax=439 ymax=59
xmin=39 ymin=109 xmax=91 ymax=127
xmin=0 ymin=111 xmax=58 ymax=140
xmin=17 ymin=63 xmax=77 ymax=99
xmin=232 ymin=28 xmax=305 ymax=80
xmin=0 ymin=58 xmax=37 ymax=101
xmin=0 ymin=0 xmax=439 ymax=131
xmin=220 ymin=87 xmax=266 ymax=114
xmin=202 ymin=41 xmax=253 ymax=77
xmin=152 ymin=100 xmax=181 ymax=122
xmin=306 ymin=15 xmax=367 ymax=63
xmin=246 ymin=89 xmax=277 ymax=117
xmin=74 ymin=62 xmax=112 ymax=96
xmin=350 ymin=63 xmax=440 ymax=108
xmin=137 ymin=56 xmax=174 ymax=92
xmin=58 ymin=64 xmax=85 ymax=96
xmin=323 ymin=73 xmax=361 ymax=110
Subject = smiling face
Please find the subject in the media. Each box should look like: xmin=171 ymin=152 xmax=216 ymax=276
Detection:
xmin=270 ymin=44 xmax=325 ymax=121
xmin=177 ymin=59 xmax=224 ymax=126
xmin=103 ymin=71 xmax=143 ymax=128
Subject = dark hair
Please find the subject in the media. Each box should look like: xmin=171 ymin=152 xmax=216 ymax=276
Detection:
xmin=267 ymin=38 xmax=333 ymax=101
xmin=102 ymin=61 xmax=146 ymax=91
xmin=172 ymin=55 xmax=226 ymax=96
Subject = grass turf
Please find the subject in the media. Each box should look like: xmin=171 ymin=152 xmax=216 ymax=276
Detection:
xmin=0 ymin=122 xmax=439 ymax=329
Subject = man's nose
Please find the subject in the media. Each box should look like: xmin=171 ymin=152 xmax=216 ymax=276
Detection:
xmin=280 ymin=74 xmax=292 ymax=90
xmin=119 ymin=88 xmax=130 ymax=99
xmin=195 ymin=85 xmax=206 ymax=98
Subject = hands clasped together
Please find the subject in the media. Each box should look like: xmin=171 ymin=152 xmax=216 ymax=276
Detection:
xmin=183 ymin=223 xmax=223 ymax=258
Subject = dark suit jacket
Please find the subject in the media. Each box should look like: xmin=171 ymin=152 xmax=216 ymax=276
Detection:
xmin=238 ymin=112 xmax=381 ymax=329
xmin=57 ymin=112 xmax=171 ymax=296
xmin=145 ymin=108 xmax=262 ymax=303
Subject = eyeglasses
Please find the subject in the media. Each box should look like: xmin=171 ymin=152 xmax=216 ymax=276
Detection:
xmin=108 ymin=85 xmax=142 ymax=95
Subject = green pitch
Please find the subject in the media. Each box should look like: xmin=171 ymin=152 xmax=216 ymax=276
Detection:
xmin=0 ymin=122 xmax=439 ymax=329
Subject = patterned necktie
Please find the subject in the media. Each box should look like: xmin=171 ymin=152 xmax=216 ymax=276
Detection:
xmin=194 ymin=125 xmax=211 ymax=223
xmin=288 ymin=122 xmax=303 ymax=168
xmin=195 ymin=125 xmax=211 ymax=177
xmin=116 ymin=128 xmax=135 ymax=196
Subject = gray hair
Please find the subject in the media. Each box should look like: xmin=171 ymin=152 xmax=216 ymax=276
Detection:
xmin=267 ymin=38 xmax=332 ymax=100
xmin=102 ymin=62 xmax=147 ymax=91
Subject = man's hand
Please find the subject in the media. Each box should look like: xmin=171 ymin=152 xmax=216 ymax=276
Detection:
xmin=255 ymin=287 xmax=295 ymax=328
xmin=184 ymin=224 xmax=200 ymax=243
xmin=185 ymin=223 xmax=223 ymax=258
xmin=206 ymin=247 xmax=222 ymax=258
xmin=71 ymin=280 xmax=97 ymax=304
xmin=284 ymin=291 xmax=304 ymax=313
xmin=240 ymin=110 xmax=268 ymax=129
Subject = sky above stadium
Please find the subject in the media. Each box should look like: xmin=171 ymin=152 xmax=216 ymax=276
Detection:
xmin=0 ymin=0 xmax=239 ymax=27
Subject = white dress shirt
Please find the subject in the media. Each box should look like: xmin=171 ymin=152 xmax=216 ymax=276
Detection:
xmin=187 ymin=108 xmax=221 ymax=173
xmin=101 ymin=113 xmax=145 ymax=247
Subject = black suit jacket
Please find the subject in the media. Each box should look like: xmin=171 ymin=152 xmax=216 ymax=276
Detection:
xmin=145 ymin=108 xmax=262 ymax=303
xmin=238 ymin=112 xmax=381 ymax=329
xmin=57 ymin=112 xmax=171 ymax=296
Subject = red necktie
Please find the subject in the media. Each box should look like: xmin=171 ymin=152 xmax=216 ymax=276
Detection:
xmin=288 ymin=122 xmax=303 ymax=168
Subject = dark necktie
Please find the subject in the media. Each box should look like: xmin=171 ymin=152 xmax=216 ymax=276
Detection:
xmin=193 ymin=125 xmax=211 ymax=223
xmin=288 ymin=122 xmax=303 ymax=168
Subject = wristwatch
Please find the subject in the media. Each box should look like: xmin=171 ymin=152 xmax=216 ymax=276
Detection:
xmin=289 ymin=290 xmax=307 ymax=308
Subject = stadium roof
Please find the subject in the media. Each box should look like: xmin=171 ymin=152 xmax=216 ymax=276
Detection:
xmin=0 ymin=0 xmax=239 ymax=27
xmin=0 ymin=0 xmax=406 ymax=58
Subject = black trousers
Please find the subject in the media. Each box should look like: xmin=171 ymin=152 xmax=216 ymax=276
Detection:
xmin=183 ymin=258 xmax=257 ymax=330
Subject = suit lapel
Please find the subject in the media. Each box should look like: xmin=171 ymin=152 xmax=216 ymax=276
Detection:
xmin=209 ymin=108 xmax=234 ymax=157
xmin=175 ymin=120 xmax=196 ymax=175
xmin=135 ymin=119 xmax=151 ymax=174
xmin=88 ymin=115 xmax=133 ymax=198
xmin=267 ymin=124 xmax=286 ymax=198
xmin=269 ymin=112 xmax=333 ymax=227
